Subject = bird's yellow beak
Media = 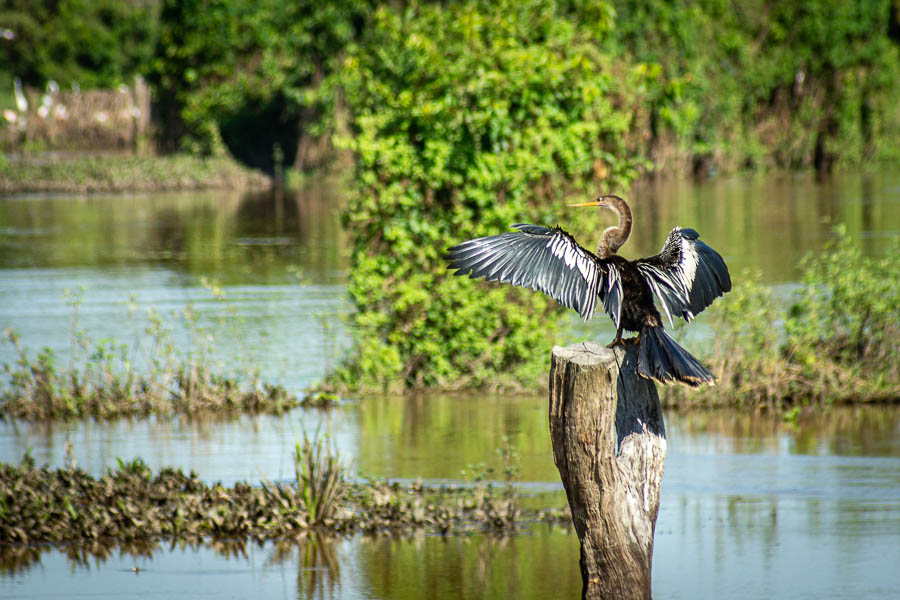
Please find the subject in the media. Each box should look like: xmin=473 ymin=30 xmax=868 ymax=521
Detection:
xmin=568 ymin=196 xmax=607 ymax=207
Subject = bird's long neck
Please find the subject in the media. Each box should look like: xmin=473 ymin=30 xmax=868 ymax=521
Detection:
xmin=597 ymin=195 xmax=632 ymax=258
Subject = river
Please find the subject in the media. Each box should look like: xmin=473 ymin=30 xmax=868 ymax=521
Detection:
xmin=1 ymin=172 xmax=899 ymax=598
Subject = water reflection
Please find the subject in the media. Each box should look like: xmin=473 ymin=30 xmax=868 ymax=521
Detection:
xmin=0 ymin=182 xmax=346 ymax=283
xmin=0 ymin=531 xmax=583 ymax=600
xmin=1 ymin=400 xmax=899 ymax=599
xmin=1 ymin=400 xmax=898 ymax=485
xmin=4 ymin=401 xmax=898 ymax=597
xmin=356 ymin=530 xmax=581 ymax=600
xmin=0 ymin=180 xmax=350 ymax=391
xmin=3 ymin=493 xmax=898 ymax=600
xmin=0 ymin=410 xmax=358 ymax=486
xmin=629 ymin=171 xmax=900 ymax=282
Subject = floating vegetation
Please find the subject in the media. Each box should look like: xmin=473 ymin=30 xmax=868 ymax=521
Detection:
xmin=0 ymin=450 xmax=568 ymax=549
xmin=299 ymin=390 xmax=341 ymax=409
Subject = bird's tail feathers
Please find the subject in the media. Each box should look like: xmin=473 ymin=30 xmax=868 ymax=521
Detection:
xmin=637 ymin=326 xmax=715 ymax=387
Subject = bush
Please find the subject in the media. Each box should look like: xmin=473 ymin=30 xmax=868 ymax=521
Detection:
xmin=148 ymin=0 xmax=370 ymax=167
xmin=327 ymin=0 xmax=647 ymax=391
xmin=609 ymin=0 xmax=900 ymax=174
xmin=0 ymin=0 xmax=159 ymax=89
xmin=667 ymin=226 xmax=900 ymax=408
xmin=784 ymin=225 xmax=899 ymax=401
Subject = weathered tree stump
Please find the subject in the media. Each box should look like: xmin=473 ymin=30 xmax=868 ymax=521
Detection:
xmin=549 ymin=341 xmax=667 ymax=600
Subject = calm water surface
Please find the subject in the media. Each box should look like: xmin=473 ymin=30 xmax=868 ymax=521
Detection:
xmin=2 ymin=403 xmax=899 ymax=599
xmin=1 ymin=172 xmax=899 ymax=598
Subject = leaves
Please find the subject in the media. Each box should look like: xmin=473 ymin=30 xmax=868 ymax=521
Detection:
xmin=328 ymin=0 xmax=641 ymax=392
xmin=668 ymin=227 xmax=900 ymax=407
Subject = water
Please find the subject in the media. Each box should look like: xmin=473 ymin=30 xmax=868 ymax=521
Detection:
xmin=0 ymin=184 xmax=350 ymax=391
xmin=2 ymin=404 xmax=899 ymax=599
xmin=1 ymin=172 xmax=900 ymax=598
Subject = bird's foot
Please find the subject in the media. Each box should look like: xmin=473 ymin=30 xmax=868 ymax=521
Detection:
xmin=606 ymin=336 xmax=625 ymax=348
xmin=628 ymin=334 xmax=641 ymax=346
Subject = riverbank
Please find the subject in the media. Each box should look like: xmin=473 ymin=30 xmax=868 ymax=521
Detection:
xmin=0 ymin=154 xmax=270 ymax=194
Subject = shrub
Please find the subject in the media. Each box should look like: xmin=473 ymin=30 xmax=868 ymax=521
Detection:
xmin=783 ymin=225 xmax=899 ymax=401
xmin=328 ymin=0 xmax=646 ymax=391
xmin=609 ymin=0 xmax=900 ymax=173
xmin=148 ymin=0 xmax=370 ymax=166
xmin=667 ymin=226 xmax=900 ymax=408
xmin=0 ymin=0 xmax=159 ymax=90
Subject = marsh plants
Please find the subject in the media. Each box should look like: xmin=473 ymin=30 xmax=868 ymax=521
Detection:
xmin=1 ymin=439 xmax=535 ymax=550
xmin=0 ymin=283 xmax=299 ymax=420
xmin=261 ymin=435 xmax=346 ymax=528
xmin=669 ymin=226 xmax=900 ymax=408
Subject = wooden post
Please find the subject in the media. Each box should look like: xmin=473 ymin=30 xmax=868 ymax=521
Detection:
xmin=549 ymin=341 xmax=667 ymax=600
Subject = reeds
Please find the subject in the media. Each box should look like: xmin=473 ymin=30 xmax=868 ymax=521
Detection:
xmin=261 ymin=434 xmax=346 ymax=529
xmin=295 ymin=436 xmax=345 ymax=525
xmin=1 ymin=288 xmax=299 ymax=420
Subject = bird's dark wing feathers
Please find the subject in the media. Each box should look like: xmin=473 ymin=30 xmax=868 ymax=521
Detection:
xmin=636 ymin=227 xmax=732 ymax=325
xmin=446 ymin=224 xmax=622 ymax=324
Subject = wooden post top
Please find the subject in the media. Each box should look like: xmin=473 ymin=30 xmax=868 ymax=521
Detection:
xmin=551 ymin=342 xmax=615 ymax=366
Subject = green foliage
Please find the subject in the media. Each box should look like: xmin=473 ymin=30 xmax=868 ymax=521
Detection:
xmin=610 ymin=0 xmax=900 ymax=173
xmin=260 ymin=433 xmax=346 ymax=528
xmin=0 ymin=0 xmax=159 ymax=89
xmin=328 ymin=0 xmax=645 ymax=391
xmin=148 ymin=0 xmax=370 ymax=164
xmin=294 ymin=435 xmax=346 ymax=526
xmin=695 ymin=271 xmax=787 ymax=407
xmin=669 ymin=227 xmax=900 ymax=408
xmin=784 ymin=225 xmax=899 ymax=400
xmin=6 ymin=0 xmax=900 ymax=174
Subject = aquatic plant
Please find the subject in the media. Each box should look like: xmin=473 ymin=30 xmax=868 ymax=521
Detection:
xmin=295 ymin=436 xmax=345 ymax=526
xmin=261 ymin=434 xmax=346 ymax=528
xmin=666 ymin=226 xmax=900 ymax=408
xmin=0 ymin=288 xmax=299 ymax=420
xmin=0 ymin=450 xmax=568 ymax=548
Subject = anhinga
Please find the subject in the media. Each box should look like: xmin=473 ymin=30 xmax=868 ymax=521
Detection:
xmin=445 ymin=195 xmax=732 ymax=387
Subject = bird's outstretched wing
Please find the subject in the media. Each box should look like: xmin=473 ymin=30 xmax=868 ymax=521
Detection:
xmin=636 ymin=227 xmax=732 ymax=326
xmin=446 ymin=224 xmax=622 ymax=324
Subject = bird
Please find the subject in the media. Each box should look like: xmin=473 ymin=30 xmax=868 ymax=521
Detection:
xmin=14 ymin=78 xmax=27 ymax=113
xmin=445 ymin=194 xmax=732 ymax=387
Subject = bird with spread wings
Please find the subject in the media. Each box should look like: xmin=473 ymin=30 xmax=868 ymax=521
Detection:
xmin=445 ymin=194 xmax=732 ymax=387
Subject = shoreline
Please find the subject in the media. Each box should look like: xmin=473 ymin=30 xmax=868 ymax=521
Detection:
xmin=0 ymin=154 xmax=271 ymax=195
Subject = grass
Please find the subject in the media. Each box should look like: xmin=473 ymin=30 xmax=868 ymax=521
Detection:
xmin=1 ymin=286 xmax=300 ymax=420
xmin=261 ymin=434 xmax=347 ymax=528
xmin=0 ymin=153 xmax=270 ymax=194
